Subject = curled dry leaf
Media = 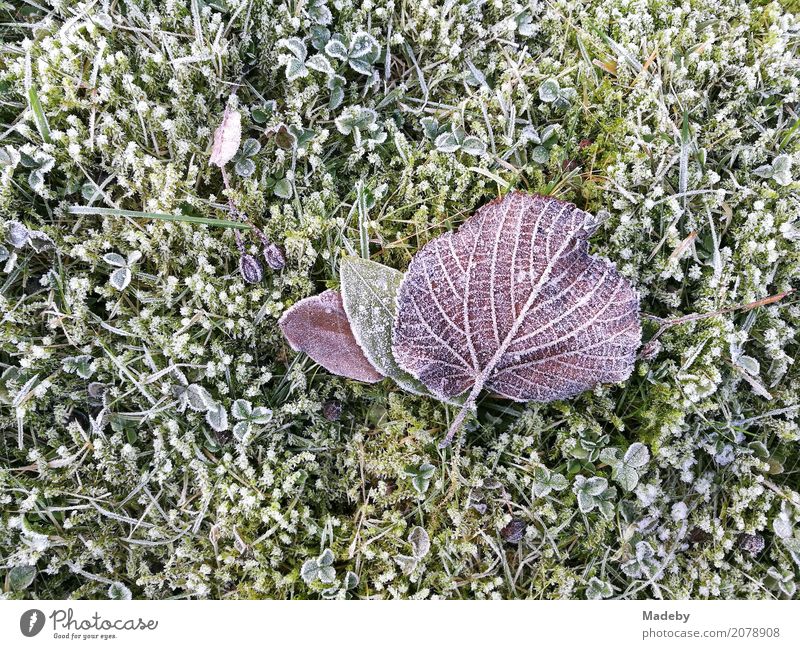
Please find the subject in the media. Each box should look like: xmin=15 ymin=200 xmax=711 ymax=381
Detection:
xmin=210 ymin=105 xmax=242 ymax=168
xmin=392 ymin=192 xmax=641 ymax=446
xmin=278 ymin=289 xmax=384 ymax=383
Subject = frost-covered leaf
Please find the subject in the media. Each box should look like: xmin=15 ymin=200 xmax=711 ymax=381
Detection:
xmin=532 ymin=466 xmax=569 ymax=497
xmin=461 ymin=136 xmax=486 ymax=156
xmin=279 ymin=289 xmax=384 ymax=383
xmin=774 ymin=515 xmax=793 ymax=539
xmin=406 ymin=462 xmax=435 ymax=495
xmin=206 ymin=403 xmax=228 ymax=432
xmin=421 ymin=117 xmax=440 ymax=140
xmin=27 ymin=229 xmax=54 ymax=252
xmin=771 ymin=154 xmax=792 ymax=186
xmin=434 ymin=131 xmax=460 ymax=153
xmin=7 ymin=221 xmax=30 ymax=248
xmin=539 ymin=78 xmax=560 ymax=102
xmin=107 ymin=582 xmax=132 ymax=600
xmin=250 ymin=406 xmax=273 ymax=424
xmin=735 ymin=355 xmax=760 ymax=375
xmin=339 ymin=257 xmax=430 ymax=396
xmin=309 ymin=0 xmax=332 ymax=26
xmin=343 ymin=571 xmax=359 ymax=590
xmin=186 ymin=384 xmax=215 ymax=412
xmin=586 ymin=577 xmax=613 ymax=599
xmin=753 ymin=164 xmax=773 ymax=178
xmin=318 ymin=548 xmax=335 ymax=566
xmin=350 ymin=31 xmax=379 ymax=59
xmin=624 ymin=442 xmax=650 ymax=468
xmin=232 ymin=420 xmax=251 ymax=441
xmin=9 ymin=565 xmax=36 ymax=591
xmin=231 ymin=399 xmax=252 ymax=419
xmin=282 ymin=37 xmax=307 ymax=61
xmin=306 ymin=53 xmax=335 ymax=75
xmin=532 ymin=145 xmax=550 ymax=164
xmin=324 ymin=38 xmax=349 ymax=61
xmin=584 ymin=476 xmax=608 ymax=496
xmin=273 ymin=177 xmax=292 ymax=199
xmin=614 ymin=464 xmax=639 ymax=492
xmin=62 ymin=355 xmax=93 ymax=379
xmin=408 ymin=526 xmax=430 ymax=558
xmin=285 ymin=57 xmax=308 ymax=81
xmin=395 ymin=554 xmax=418 ymax=575
xmin=210 ymin=107 xmax=241 ymax=167
xmin=300 ymin=559 xmax=319 ymax=583
xmin=392 ymin=192 xmax=641 ymax=445
xmin=235 ymin=157 xmax=256 ymax=177
xmin=328 ymin=75 xmax=345 ymax=109
xmin=348 ymin=57 xmax=373 ymax=76
xmin=109 ymin=267 xmax=131 ymax=291
xmin=240 ymin=137 xmax=261 ymax=158
xmin=310 ymin=25 xmax=331 ymax=50
xmin=103 ymin=252 xmax=126 ymax=267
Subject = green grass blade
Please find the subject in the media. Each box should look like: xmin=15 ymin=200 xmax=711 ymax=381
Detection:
xmin=27 ymin=86 xmax=51 ymax=144
xmin=68 ymin=206 xmax=250 ymax=230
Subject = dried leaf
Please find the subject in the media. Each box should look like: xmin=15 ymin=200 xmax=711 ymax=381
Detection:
xmin=392 ymin=192 xmax=641 ymax=446
xmin=279 ymin=289 xmax=384 ymax=383
xmin=210 ymin=106 xmax=241 ymax=168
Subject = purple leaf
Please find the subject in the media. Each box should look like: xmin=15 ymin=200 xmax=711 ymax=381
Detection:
xmin=392 ymin=192 xmax=641 ymax=446
xmin=279 ymin=289 xmax=384 ymax=383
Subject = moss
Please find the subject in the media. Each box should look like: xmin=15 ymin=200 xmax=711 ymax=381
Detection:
xmin=0 ymin=0 xmax=799 ymax=600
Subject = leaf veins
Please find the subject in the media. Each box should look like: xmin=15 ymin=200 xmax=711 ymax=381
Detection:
xmin=391 ymin=192 xmax=641 ymax=446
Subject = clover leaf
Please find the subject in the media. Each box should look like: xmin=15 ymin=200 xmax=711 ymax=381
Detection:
xmin=586 ymin=576 xmax=614 ymax=600
xmin=433 ymin=124 xmax=486 ymax=156
xmin=300 ymin=548 xmax=337 ymax=584
xmin=600 ymin=443 xmax=650 ymax=492
xmin=334 ymin=106 xmax=386 ymax=147
xmin=532 ymin=466 xmax=569 ymax=498
xmin=231 ymin=398 xmax=273 ymax=441
xmin=405 ymin=462 xmax=435 ymax=495
xmin=325 ymin=31 xmax=380 ymax=76
xmin=104 ymin=250 xmax=141 ymax=291
xmin=574 ymin=475 xmax=617 ymax=519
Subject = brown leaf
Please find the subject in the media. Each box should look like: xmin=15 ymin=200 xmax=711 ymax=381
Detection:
xmin=279 ymin=290 xmax=384 ymax=383
xmin=392 ymin=192 xmax=641 ymax=445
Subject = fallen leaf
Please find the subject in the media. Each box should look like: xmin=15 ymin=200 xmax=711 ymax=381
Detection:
xmin=392 ymin=192 xmax=641 ymax=446
xmin=339 ymin=256 xmax=431 ymax=395
xmin=210 ymin=106 xmax=242 ymax=167
xmin=279 ymin=289 xmax=384 ymax=383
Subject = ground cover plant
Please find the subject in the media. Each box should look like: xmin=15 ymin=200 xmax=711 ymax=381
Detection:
xmin=1 ymin=0 xmax=799 ymax=600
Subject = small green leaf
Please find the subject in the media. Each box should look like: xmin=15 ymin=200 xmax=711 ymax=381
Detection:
xmin=538 ymin=78 xmax=560 ymax=103
xmin=273 ymin=177 xmax=292 ymax=199
xmin=240 ymin=138 xmax=261 ymax=158
xmin=107 ymin=581 xmax=132 ymax=600
xmin=9 ymin=565 xmax=37 ymax=591
xmin=339 ymin=257 xmax=430 ymax=396
xmin=234 ymin=157 xmax=256 ymax=177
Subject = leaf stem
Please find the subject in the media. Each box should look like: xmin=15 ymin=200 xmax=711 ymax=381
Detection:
xmin=642 ymin=288 xmax=795 ymax=348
